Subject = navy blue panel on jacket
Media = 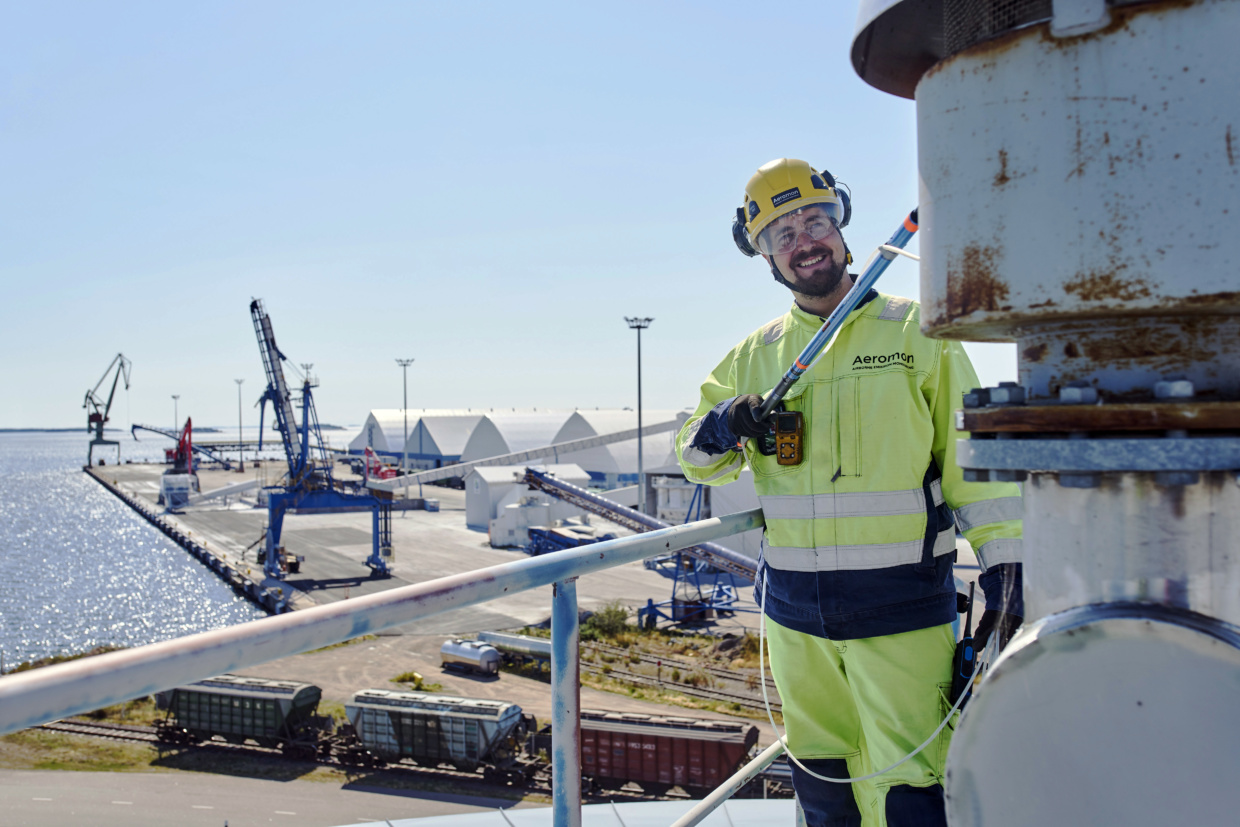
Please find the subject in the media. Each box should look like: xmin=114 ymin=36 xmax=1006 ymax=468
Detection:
xmin=756 ymin=465 xmax=959 ymax=641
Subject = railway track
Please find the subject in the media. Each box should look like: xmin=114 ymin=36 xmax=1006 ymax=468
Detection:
xmin=580 ymin=661 xmax=782 ymax=713
xmin=584 ymin=641 xmax=782 ymax=710
xmin=39 ymin=719 xmax=161 ymax=743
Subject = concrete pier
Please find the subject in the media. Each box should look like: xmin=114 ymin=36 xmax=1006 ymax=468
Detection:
xmin=85 ymin=461 xmax=755 ymax=633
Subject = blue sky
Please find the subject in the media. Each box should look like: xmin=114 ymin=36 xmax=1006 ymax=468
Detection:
xmin=1 ymin=0 xmax=1015 ymax=430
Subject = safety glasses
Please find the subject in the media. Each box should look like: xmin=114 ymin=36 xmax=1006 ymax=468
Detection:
xmin=754 ymin=205 xmax=842 ymax=256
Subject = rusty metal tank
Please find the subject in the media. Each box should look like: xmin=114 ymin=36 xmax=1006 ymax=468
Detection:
xmin=853 ymin=1 xmax=1240 ymax=823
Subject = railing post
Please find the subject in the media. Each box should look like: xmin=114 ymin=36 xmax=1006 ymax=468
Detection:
xmin=551 ymin=577 xmax=582 ymax=827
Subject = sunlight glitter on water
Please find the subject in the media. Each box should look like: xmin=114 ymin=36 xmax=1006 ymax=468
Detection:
xmin=0 ymin=431 xmax=265 ymax=668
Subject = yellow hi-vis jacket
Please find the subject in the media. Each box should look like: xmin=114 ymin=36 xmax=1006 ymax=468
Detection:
xmin=677 ymin=291 xmax=1023 ymax=640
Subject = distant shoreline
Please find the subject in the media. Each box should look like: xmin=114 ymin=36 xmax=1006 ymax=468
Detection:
xmin=1 ymin=425 xmax=353 ymax=433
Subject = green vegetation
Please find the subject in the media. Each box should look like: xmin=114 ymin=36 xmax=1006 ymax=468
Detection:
xmin=0 ymin=730 xmax=157 ymax=773
xmin=318 ymin=700 xmax=349 ymax=726
xmin=579 ymin=600 xmax=629 ymax=640
xmin=513 ymin=614 xmax=777 ymax=718
xmin=391 ymin=671 xmax=442 ymax=692
xmin=82 ymin=696 xmax=163 ymax=727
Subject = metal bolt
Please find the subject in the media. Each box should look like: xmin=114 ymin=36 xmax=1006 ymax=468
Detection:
xmin=963 ymin=388 xmax=990 ymax=409
xmin=988 ymin=385 xmax=1026 ymax=406
xmin=1059 ymin=472 xmax=1101 ymax=489
xmin=1154 ymin=380 xmax=1194 ymax=399
xmin=1059 ymin=386 xmax=1098 ymax=404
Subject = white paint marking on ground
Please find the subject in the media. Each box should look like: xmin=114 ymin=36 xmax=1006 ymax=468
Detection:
xmin=191 ymin=804 xmax=215 ymax=809
xmin=274 ymin=811 xmax=297 ymax=815
xmin=112 ymin=801 xmax=133 ymax=805
xmin=32 ymin=798 xmax=53 ymax=802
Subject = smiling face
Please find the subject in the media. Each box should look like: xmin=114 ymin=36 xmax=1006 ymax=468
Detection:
xmin=760 ymin=206 xmax=848 ymax=299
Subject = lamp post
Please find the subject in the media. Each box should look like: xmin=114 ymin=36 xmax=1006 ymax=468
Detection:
xmin=624 ymin=317 xmax=653 ymax=514
xmin=234 ymin=379 xmax=245 ymax=472
xmin=171 ymin=394 xmax=180 ymax=431
xmin=396 ymin=358 xmax=416 ymax=500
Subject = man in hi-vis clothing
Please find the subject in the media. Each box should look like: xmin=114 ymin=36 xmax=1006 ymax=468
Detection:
xmin=677 ymin=159 xmax=1023 ymax=827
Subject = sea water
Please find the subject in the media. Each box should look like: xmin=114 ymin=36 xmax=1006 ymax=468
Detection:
xmin=0 ymin=431 xmax=265 ymax=669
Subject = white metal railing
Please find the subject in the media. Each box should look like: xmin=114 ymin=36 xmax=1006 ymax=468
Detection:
xmin=0 ymin=507 xmax=765 ymax=827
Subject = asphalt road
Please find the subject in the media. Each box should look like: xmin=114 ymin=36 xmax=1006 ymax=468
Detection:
xmin=0 ymin=769 xmax=536 ymax=827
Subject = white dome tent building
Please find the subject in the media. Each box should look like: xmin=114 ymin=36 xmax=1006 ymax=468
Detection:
xmin=548 ymin=409 xmax=681 ymax=488
xmin=458 ymin=411 xmax=576 ymax=464
xmin=347 ymin=410 xmax=411 ymax=458
xmin=400 ymin=412 xmax=485 ymax=471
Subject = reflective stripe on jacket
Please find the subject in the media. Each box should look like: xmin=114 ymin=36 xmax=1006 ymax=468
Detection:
xmin=676 ymin=292 xmax=1023 ymax=640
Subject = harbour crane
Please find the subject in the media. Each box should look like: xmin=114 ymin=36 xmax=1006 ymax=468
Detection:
xmin=249 ymin=299 xmax=393 ymax=582
xmin=83 ymin=353 xmax=132 ymax=466
xmin=130 ymin=422 xmax=235 ymax=469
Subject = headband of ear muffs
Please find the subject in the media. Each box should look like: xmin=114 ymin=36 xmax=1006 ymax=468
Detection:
xmin=816 ymin=168 xmax=852 ymax=230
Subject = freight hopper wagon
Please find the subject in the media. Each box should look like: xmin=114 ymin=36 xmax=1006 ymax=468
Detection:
xmin=343 ymin=690 xmax=536 ymax=783
xmin=156 ymin=675 xmax=324 ymax=759
xmin=579 ymin=710 xmax=758 ymax=796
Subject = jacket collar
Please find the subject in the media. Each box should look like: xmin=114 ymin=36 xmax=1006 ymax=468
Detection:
xmin=789 ymin=288 xmax=880 ymax=331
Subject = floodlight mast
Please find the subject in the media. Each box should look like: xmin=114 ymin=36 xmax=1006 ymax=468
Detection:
xmin=396 ymin=358 xmax=416 ymax=499
xmin=624 ymin=317 xmax=653 ymax=513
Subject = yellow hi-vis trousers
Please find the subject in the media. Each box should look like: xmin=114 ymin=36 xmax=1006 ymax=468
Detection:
xmin=766 ymin=618 xmax=956 ymax=826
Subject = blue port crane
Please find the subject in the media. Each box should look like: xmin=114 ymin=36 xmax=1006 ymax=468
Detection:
xmin=249 ymin=298 xmax=393 ymax=581
xmin=84 ymin=353 xmax=132 ymax=466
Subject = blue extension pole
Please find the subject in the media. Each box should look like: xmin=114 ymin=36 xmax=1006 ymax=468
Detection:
xmin=756 ymin=208 xmax=919 ymax=420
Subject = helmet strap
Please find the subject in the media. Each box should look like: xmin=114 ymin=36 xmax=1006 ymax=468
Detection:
xmin=766 ymin=228 xmax=852 ymax=292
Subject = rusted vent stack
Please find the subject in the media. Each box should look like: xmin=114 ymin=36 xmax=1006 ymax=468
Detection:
xmin=853 ymin=1 xmax=1240 ymax=824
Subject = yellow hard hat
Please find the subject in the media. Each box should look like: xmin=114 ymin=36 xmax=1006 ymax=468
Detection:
xmin=733 ymin=159 xmax=851 ymax=257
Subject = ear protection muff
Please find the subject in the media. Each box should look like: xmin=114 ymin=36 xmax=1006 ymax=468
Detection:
xmin=733 ymin=207 xmax=760 ymax=257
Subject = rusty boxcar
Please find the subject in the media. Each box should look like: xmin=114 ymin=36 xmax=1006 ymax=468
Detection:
xmin=579 ymin=709 xmax=759 ymax=795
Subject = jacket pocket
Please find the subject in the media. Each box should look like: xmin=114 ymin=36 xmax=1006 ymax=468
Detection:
xmin=836 ymin=376 xmax=861 ymax=477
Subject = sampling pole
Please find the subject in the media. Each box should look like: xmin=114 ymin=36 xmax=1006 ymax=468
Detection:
xmin=756 ymin=209 xmax=918 ymax=420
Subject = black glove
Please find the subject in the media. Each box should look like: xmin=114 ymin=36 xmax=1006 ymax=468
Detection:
xmin=974 ymin=609 xmax=1022 ymax=655
xmin=727 ymin=394 xmax=772 ymax=440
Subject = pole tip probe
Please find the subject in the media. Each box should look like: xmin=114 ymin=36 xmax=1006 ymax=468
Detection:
xmin=904 ymin=209 xmax=919 ymax=233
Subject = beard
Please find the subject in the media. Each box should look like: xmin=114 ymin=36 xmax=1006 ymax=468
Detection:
xmin=771 ymin=244 xmax=847 ymax=297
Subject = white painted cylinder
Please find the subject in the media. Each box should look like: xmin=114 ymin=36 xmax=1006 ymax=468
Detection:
xmin=1023 ymin=472 xmax=1240 ymax=623
xmin=945 ymin=608 xmax=1240 ymax=826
